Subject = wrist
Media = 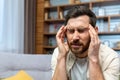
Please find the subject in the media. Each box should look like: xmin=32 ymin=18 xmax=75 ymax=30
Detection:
xmin=88 ymin=56 xmax=99 ymax=63
xmin=57 ymin=53 xmax=67 ymax=62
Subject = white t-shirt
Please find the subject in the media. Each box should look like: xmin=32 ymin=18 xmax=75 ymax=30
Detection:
xmin=71 ymin=57 xmax=88 ymax=80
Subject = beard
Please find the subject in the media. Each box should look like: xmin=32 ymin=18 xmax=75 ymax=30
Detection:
xmin=67 ymin=39 xmax=90 ymax=55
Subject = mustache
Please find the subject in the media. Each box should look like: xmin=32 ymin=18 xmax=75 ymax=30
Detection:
xmin=70 ymin=41 xmax=83 ymax=45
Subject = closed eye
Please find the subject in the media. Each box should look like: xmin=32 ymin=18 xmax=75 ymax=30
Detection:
xmin=67 ymin=29 xmax=74 ymax=33
xmin=78 ymin=29 xmax=86 ymax=33
xmin=78 ymin=28 xmax=89 ymax=33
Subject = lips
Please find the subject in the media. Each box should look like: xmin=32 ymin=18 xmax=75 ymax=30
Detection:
xmin=71 ymin=44 xmax=82 ymax=49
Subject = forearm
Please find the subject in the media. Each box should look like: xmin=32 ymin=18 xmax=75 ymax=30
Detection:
xmin=52 ymin=57 xmax=68 ymax=80
xmin=89 ymin=58 xmax=104 ymax=80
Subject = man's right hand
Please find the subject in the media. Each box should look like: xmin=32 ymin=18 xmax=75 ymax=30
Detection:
xmin=56 ymin=25 xmax=69 ymax=60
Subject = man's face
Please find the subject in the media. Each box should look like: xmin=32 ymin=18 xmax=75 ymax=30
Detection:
xmin=66 ymin=15 xmax=91 ymax=57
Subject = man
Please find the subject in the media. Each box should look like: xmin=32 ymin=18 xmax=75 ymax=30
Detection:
xmin=51 ymin=6 xmax=120 ymax=80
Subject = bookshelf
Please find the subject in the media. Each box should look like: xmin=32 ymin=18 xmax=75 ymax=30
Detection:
xmin=42 ymin=0 xmax=120 ymax=54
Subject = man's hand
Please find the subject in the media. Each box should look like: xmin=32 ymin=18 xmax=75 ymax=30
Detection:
xmin=56 ymin=25 xmax=69 ymax=60
xmin=52 ymin=26 xmax=69 ymax=80
xmin=88 ymin=24 xmax=104 ymax=80
xmin=88 ymin=24 xmax=101 ymax=62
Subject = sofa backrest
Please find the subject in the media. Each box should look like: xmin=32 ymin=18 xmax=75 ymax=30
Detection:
xmin=0 ymin=53 xmax=52 ymax=80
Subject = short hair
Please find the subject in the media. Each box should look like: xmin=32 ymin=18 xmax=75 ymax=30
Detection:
xmin=64 ymin=6 xmax=97 ymax=27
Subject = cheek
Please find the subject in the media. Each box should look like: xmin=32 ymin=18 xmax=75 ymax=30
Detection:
xmin=66 ymin=34 xmax=73 ymax=44
xmin=84 ymin=34 xmax=90 ymax=39
xmin=66 ymin=33 xmax=72 ymax=39
xmin=86 ymin=33 xmax=90 ymax=40
xmin=82 ymin=33 xmax=90 ymax=42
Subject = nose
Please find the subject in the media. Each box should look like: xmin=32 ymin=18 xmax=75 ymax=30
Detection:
xmin=72 ymin=31 xmax=80 ymax=40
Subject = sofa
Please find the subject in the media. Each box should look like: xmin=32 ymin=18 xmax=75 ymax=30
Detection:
xmin=0 ymin=53 xmax=52 ymax=80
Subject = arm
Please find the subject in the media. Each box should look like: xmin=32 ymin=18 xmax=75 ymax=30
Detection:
xmin=52 ymin=56 xmax=68 ymax=80
xmin=52 ymin=26 xmax=69 ymax=80
xmin=89 ymin=57 xmax=104 ymax=80
xmin=88 ymin=25 xmax=104 ymax=80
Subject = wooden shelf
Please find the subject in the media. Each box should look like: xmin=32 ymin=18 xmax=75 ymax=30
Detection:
xmin=44 ymin=32 xmax=120 ymax=35
xmin=43 ymin=46 xmax=57 ymax=49
xmin=45 ymin=19 xmax=64 ymax=22
xmin=41 ymin=0 xmax=120 ymax=54
xmin=99 ymin=32 xmax=120 ymax=35
xmin=45 ymin=14 xmax=120 ymax=22
xmin=44 ymin=1 xmax=116 ymax=9
xmin=109 ymin=14 xmax=120 ymax=18
xmin=113 ymin=48 xmax=120 ymax=51
xmin=44 ymin=32 xmax=56 ymax=35
xmin=44 ymin=6 xmax=57 ymax=9
xmin=97 ymin=16 xmax=108 ymax=19
xmin=43 ymin=46 xmax=120 ymax=51
xmin=44 ymin=2 xmax=90 ymax=9
xmin=97 ymin=14 xmax=120 ymax=19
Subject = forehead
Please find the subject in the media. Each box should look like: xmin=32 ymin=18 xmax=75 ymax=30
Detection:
xmin=67 ymin=15 xmax=90 ymax=28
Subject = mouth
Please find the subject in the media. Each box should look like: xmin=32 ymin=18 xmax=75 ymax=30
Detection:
xmin=71 ymin=44 xmax=82 ymax=49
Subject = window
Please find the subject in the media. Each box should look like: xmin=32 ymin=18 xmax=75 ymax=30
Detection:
xmin=0 ymin=0 xmax=24 ymax=53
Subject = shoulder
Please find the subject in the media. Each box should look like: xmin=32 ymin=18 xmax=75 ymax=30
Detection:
xmin=99 ymin=44 xmax=118 ymax=58
xmin=99 ymin=44 xmax=119 ymax=70
xmin=99 ymin=44 xmax=120 ymax=80
xmin=51 ymin=47 xmax=59 ymax=64
xmin=52 ymin=47 xmax=59 ymax=58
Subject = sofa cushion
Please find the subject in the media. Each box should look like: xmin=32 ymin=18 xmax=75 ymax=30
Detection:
xmin=3 ymin=70 xmax=33 ymax=80
xmin=0 ymin=53 xmax=52 ymax=80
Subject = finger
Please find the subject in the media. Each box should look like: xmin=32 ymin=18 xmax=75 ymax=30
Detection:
xmin=61 ymin=26 xmax=67 ymax=38
xmin=89 ymin=25 xmax=101 ymax=46
xmin=89 ymin=25 xmax=96 ymax=43
xmin=56 ymin=26 xmax=65 ymax=40
xmin=56 ymin=25 xmax=64 ymax=38
xmin=89 ymin=24 xmax=99 ymax=44
xmin=56 ymin=25 xmax=66 ymax=45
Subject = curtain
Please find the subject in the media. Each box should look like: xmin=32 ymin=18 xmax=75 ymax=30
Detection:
xmin=24 ymin=0 xmax=36 ymax=54
xmin=0 ymin=0 xmax=24 ymax=53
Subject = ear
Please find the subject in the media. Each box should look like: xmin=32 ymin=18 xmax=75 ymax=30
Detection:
xmin=94 ymin=26 xmax=99 ymax=34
